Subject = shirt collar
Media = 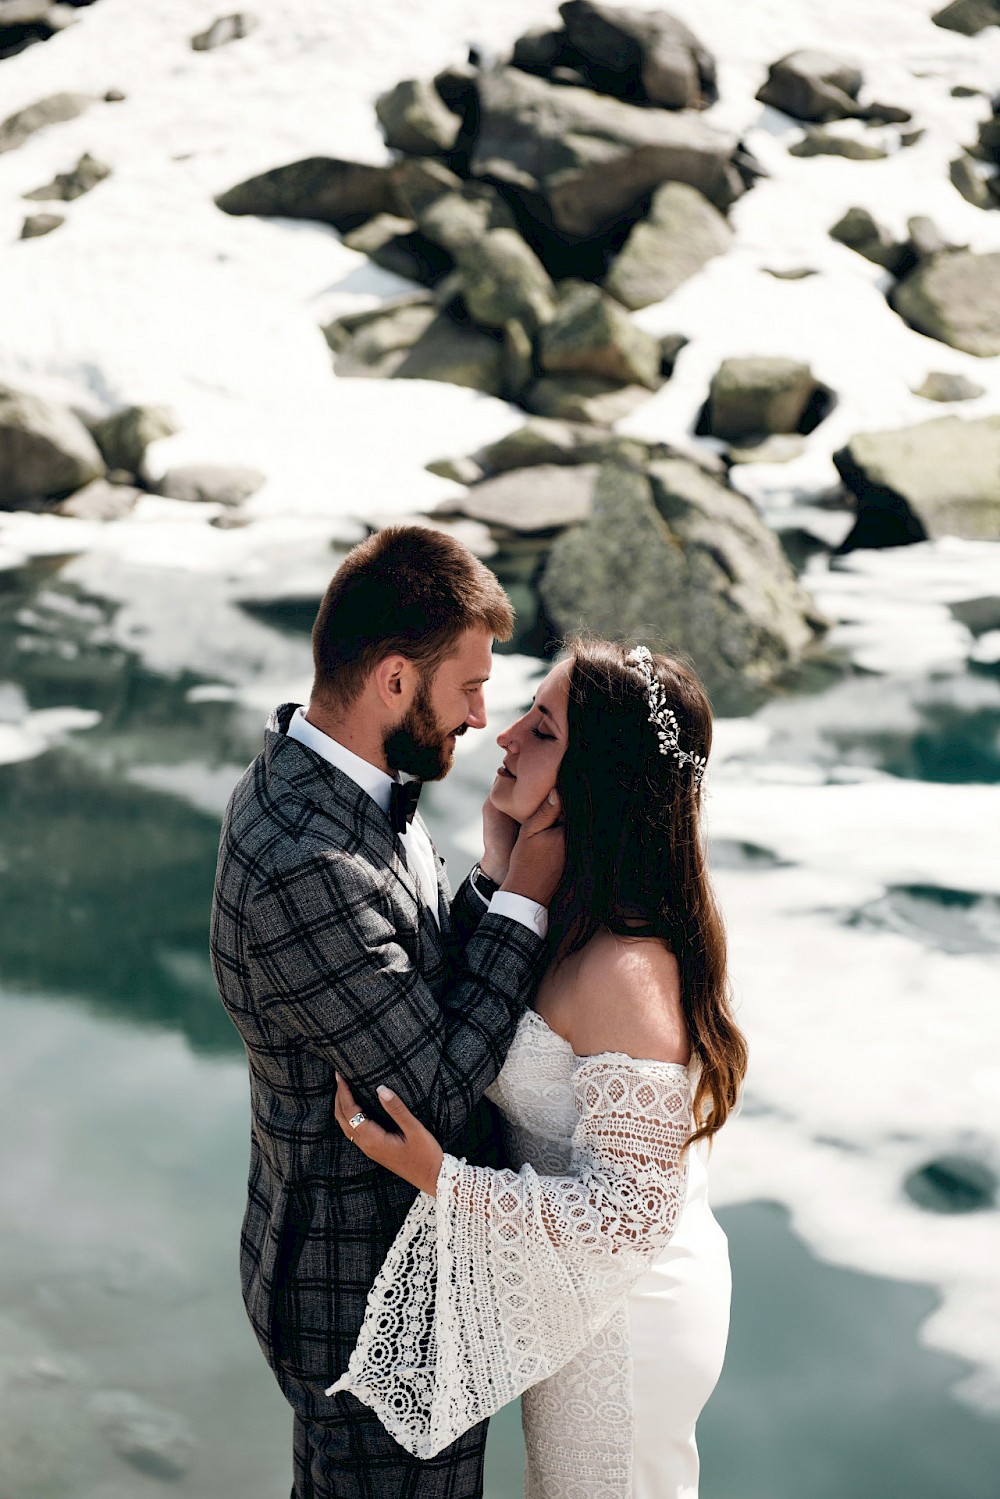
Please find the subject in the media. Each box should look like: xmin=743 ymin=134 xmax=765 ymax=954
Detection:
xmin=285 ymin=706 xmax=394 ymax=815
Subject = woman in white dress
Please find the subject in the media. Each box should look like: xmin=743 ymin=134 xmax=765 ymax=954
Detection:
xmin=328 ymin=638 xmax=748 ymax=1498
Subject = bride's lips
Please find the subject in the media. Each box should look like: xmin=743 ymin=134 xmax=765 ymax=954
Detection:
xmin=497 ymin=764 xmax=516 ymax=779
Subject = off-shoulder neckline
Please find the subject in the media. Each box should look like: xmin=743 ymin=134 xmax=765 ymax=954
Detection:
xmin=523 ymin=1006 xmax=691 ymax=1077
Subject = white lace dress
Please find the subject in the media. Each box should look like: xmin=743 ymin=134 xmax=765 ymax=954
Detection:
xmin=327 ymin=1008 xmax=732 ymax=1498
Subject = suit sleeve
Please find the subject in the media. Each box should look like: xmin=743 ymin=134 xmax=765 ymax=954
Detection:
xmin=246 ymin=851 xmax=546 ymax=1141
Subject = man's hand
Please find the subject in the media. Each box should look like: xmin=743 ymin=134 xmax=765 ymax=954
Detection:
xmin=501 ymin=790 xmax=564 ymax=907
xmin=480 ymin=794 xmax=519 ymax=886
xmin=334 ymin=1074 xmax=444 ymax=1197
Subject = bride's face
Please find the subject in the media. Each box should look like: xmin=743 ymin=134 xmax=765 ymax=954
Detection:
xmin=490 ymin=659 xmax=571 ymax=823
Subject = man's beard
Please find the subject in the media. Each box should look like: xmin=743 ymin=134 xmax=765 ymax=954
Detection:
xmin=383 ymin=677 xmax=467 ymax=782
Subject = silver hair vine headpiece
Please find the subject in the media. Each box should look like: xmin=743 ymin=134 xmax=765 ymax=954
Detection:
xmin=625 ymin=646 xmax=707 ymax=787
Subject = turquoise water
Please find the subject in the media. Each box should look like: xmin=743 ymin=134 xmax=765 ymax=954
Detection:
xmin=2 ymin=560 xmax=1000 ymax=1497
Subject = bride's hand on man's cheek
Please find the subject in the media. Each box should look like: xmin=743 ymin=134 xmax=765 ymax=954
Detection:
xmin=334 ymin=1073 xmax=444 ymax=1197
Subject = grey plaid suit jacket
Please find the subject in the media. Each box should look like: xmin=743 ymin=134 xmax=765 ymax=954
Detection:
xmin=210 ymin=703 xmax=547 ymax=1420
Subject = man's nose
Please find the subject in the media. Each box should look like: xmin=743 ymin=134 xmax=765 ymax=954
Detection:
xmin=465 ymin=688 xmax=487 ymax=730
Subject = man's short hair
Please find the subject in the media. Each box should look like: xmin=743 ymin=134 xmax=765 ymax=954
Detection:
xmin=311 ymin=525 xmax=514 ymax=709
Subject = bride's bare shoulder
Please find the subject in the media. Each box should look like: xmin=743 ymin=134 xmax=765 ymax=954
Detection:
xmin=544 ymin=928 xmax=690 ymax=1066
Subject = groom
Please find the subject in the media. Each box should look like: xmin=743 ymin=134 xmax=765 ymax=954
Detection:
xmin=210 ymin=525 xmax=562 ymax=1499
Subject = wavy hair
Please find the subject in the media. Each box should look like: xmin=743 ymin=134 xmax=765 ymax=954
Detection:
xmin=550 ymin=637 xmax=747 ymax=1148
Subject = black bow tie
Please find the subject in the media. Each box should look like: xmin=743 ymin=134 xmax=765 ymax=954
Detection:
xmin=389 ymin=778 xmax=422 ymax=836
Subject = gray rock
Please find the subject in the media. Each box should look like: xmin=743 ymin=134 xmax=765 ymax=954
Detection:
xmin=155 ymin=464 xmax=265 ymax=506
xmin=903 ymin=1154 xmax=997 ymax=1212
xmin=341 ymin=212 xmax=416 ymax=255
xmin=789 ymin=129 xmax=887 ymax=161
xmin=0 ymin=384 xmax=104 ymax=506
xmin=215 ymin=158 xmax=399 ymax=228
xmin=416 ymin=185 xmax=515 ymax=252
xmin=342 ymin=215 xmax=453 ymax=287
xmin=558 ymin=0 xmax=717 ymax=109
xmin=727 ymin=433 xmax=806 ymax=464
xmin=20 ymin=212 xmax=63 ymax=238
xmin=393 ymin=312 xmax=505 ymax=395
xmin=763 ymin=266 xmax=818 ymax=279
xmin=834 ymin=415 xmax=1000 ymax=544
xmin=474 ymin=416 xmax=633 ymax=472
xmin=603 ymin=180 xmax=731 ymax=310
xmin=932 ymin=0 xmax=1000 ymax=34
xmin=89 ymin=1391 xmax=196 ymax=1481
xmin=539 ymin=459 xmax=820 ymax=702
xmin=756 ymin=50 xmax=863 ymax=122
xmin=322 ymin=292 xmax=434 ymax=353
xmin=436 ymin=462 xmax=600 ymax=533
xmin=889 ymin=249 xmax=1000 ymax=357
xmin=375 ymin=79 xmax=461 ymax=157
xmin=389 ymin=157 xmax=463 ymax=219
xmin=23 ymin=152 xmax=111 ymax=202
xmin=454 ymin=228 xmax=556 ymax=333
xmin=471 ymin=66 xmax=741 ymax=238
xmin=913 ymin=371 xmax=985 ymax=402
xmin=0 ymin=90 xmax=93 ymax=155
xmin=332 ymin=302 xmax=437 ymax=377
xmin=524 ymin=375 xmax=651 ymax=424
xmin=191 ymin=12 xmax=258 ymax=50
xmin=539 ymin=283 xmax=661 ymax=389
xmin=949 ymin=154 xmax=997 ymax=211
xmin=829 ymin=206 xmax=905 ymax=271
xmin=0 ymin=0 xmax=78 ymax=62
xmin=55 ymin=478 xmax=143 ymax=520
xmin=906 ymin=215 xmax=964 ymax=261
xmin=707 ymin=357 xmax=818 ymax=441
xmin=425 ymin=455 xmax=485 ymax=484
xmin=90 ymin=405 xmax=178 ymax=474
xmin=511 ymin=26 xmax=565 ymax=74
xmin=501 ymin=318 xmax=536 ymax=400
xmin=949 ymin=594 xmax=1000 ymax=634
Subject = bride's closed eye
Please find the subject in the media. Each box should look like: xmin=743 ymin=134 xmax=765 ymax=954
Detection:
xmin=532 ymin=726 xmax=555 ymax=741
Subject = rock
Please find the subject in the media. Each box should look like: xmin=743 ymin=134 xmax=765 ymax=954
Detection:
xmin=54 ymin=478 xmax=143 ymax=520
xmin=453 ymin=228 xmax=556 ymax=333
xmin=471 ymin=66 xmax=741 ymax=238
xmin=756 ymin=51 xmax=863 ymax=123
xmin=23 ymin=152 xmax=111 ymax=202
xmin=951 ymin=85 xmax=985 ymax=98
xmin=105 ymin=87 xmax=127 ymax=103
xmin=416 ymin=185 xmax=515 ymax=251
xmin=949 ymin=154 xmax=996 ymax=211
xmin=603 ymin=180 xmax=731 ymax=310
xmin=789 ymin=128 xmax=887 ymax=160
xmin=191 ymin=12 xmax=257 ymax=50
xmin=89 ymin=405 xmax=177 ymax=474
xmin=658 ymin=332 xmax=688 ymax=376
xmin=0 ymin=384 xmax=104 ymax=506
xmin=524 ymin=375 xmax=650 ymax=424
xmin=425 ymin=455 xmax=485 ymax=484
xmin=501 ymin=319 xmax=536 ymax=399
xmin=977 ymin=115 xmax=1000 ymax=168
xmin=949 ymin=595 xmax=1000 ymax=634
xmin=511 ymin=26 xmax=566 ymax=75
xmin=855 ymin=100 xmax=913 ymax=125
xmin=932 ymin=0 xmax=1000 ymax=34
xmin=389 ymin=157 xmax=463 ymax=218
xmin=907 ymin=215 xmax=964 ymax=261
xmin=903 ymin=1155 xmax=998 ymax=1213
xmin=20 ymin=212 xmax=63 ymax=238
xmin=0 ymin=91 xmax=93 ymax=155
xmin=899 ymin=127 xmax=925 ymax=148
xmin=215 ymin=158 xmax=399 ymax=229
xmin=913 ymin=371 xmax=985 ymax=402
xmin=155 ymin=464 xmax=265 ymax=506
xmin=834 ymin=415 xmax=1000 ymax=545
xmin=393 ymin=312 xmax=505 ymax=395
xmin=342 ymin=215 xmax=454 ymax=287
xmin=829 ymin=206 xmax=906 ymax=271
xmin=332 ymin=302 xmax=437 ymax=377
xmin=539 ymin=283 xmax=661 ymax=389
xmin=375 ymin=78 xmax=460 ymax=157
xmin=436 ymin=462 xmax=600 ymax=533
xmin=558 ymin=0 xmax=718 ymax=109
xmin=341 ymin=212 xmax=416 ymax=255
xmin=539 ymin=459 xmax=820 ymax=704
xmin=473 ymin=416 xmax=644 ymax=472
xmin=321 ymin=292 xmax=434 ymax=353
xmin=889 ymin=249 xmax=1000 ymax=357
xmin=0 ymin=2 xmax=79 ymax=62
xmin=727 ymin=433 xmax=806 ymax=464
xmin=89 ymin=1391 xmax=196 ymax=1481
xmin=706 ymin=357 xmax=819 ymax=441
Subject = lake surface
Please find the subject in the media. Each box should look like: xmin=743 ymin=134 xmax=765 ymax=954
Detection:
xmin=2 ymin=557 xmax=1000 ymax=1498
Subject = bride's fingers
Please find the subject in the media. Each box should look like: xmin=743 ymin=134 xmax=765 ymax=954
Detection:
xmin=373 ymin=1084 xmax=417 ymax=1137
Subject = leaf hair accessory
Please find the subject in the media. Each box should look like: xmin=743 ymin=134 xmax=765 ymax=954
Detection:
xmin=625 ymin=646 xmax=707 ymax=786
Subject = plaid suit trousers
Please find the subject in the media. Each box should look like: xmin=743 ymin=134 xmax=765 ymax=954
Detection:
xmin=210 ymin=705 xmax=547 ymax=1496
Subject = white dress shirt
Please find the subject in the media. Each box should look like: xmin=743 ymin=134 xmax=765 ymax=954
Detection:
xmin=285 ymin=708 xmax=547 ymax=939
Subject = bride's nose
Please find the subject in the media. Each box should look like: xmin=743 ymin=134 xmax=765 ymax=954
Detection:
xmin=496 ymin=720 xmax=516 ymax=751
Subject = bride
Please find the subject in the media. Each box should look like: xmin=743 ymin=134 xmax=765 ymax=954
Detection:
xmin=328 ymin=638 xmax=748 ymax=1498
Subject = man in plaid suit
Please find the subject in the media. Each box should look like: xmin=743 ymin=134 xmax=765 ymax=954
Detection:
xmin=210 ymin=526 xmax=562 ymax=1498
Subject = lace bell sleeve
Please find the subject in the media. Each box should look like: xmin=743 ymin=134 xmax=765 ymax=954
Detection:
xmin=325 ymin=1055 xmax=692 ymax=1458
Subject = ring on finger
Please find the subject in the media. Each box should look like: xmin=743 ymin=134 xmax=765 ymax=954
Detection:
xmin=348 ymin=1110 xmax=367 ymax=1137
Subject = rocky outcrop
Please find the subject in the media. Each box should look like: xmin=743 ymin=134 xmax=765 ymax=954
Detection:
xmin=0 ymin=384 xmax=104 ymax=507
xmin=191 ymin=12 xmax=257 ymax=50
xmin=0 ymin=91 xmax=93 ymax=154
xmin=375 ymin=79 xmax=461 ymax=157
xmin=24 ymin=152 xmax=111 ymax=202
xmin=834 ymin=415 xmax=1000 ymax=545
xmin=603 ymin=180 xmax=731 ymax=309
xmin=889 ymin=250 xmax=1000 ymax=357
xmin=556 ymin=1 xmax=718 ymax=109
xmin=704 ymin=357 xmax=824 ymax=441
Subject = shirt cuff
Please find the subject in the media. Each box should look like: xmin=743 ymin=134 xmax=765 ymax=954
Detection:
xmin=488 ymin=890 xmax=548 ymax=940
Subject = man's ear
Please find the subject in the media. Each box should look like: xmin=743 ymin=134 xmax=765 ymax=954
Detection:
xmin=372 ymin=654 xmax=411 ymax=709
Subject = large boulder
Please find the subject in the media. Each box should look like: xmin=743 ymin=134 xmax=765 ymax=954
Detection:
xmin=706 ymin=357 xmax=819 ymax=441
xmin=375 ymin=79 xmax=461 ymax=157
xmin=539 ymin=283 xmax=661 ymax=388
xmin=436 ymin=462 xmax=600 ymax=533
xmin=0 ymin=91 xmax=93 ymax=155
xmin=603 ymin=180 xmax=732 ymax=309
xmin=558 ymin=1 xmax=718 ymax=109
xmin=90 ymin=404 xmax=177 ymax=475
xmin=215 ymin=157 xmax=399 ymax=229
xmin=0 ymin=384 xmax=104 ymax=507
xmin=454 ymin=228 xmax=556 ymax=332
xmin=889 ymin=250 xmax=1000 ymax=357
xmin=539 ymin=459 xmax=821 ymax=704
xmin=834 ymin=416 xmax=1000 ymax=545
xmin=756 ymin=51 xmax=862 ymax=122
xmin=393 ymin=312 xmax=505 ymax=395
xmin=471 ymin=67 xmax=741 ymax=237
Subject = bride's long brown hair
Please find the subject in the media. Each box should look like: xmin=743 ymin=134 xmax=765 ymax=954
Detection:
xmin=550 ymin=637 xmax=747 ymax=1148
